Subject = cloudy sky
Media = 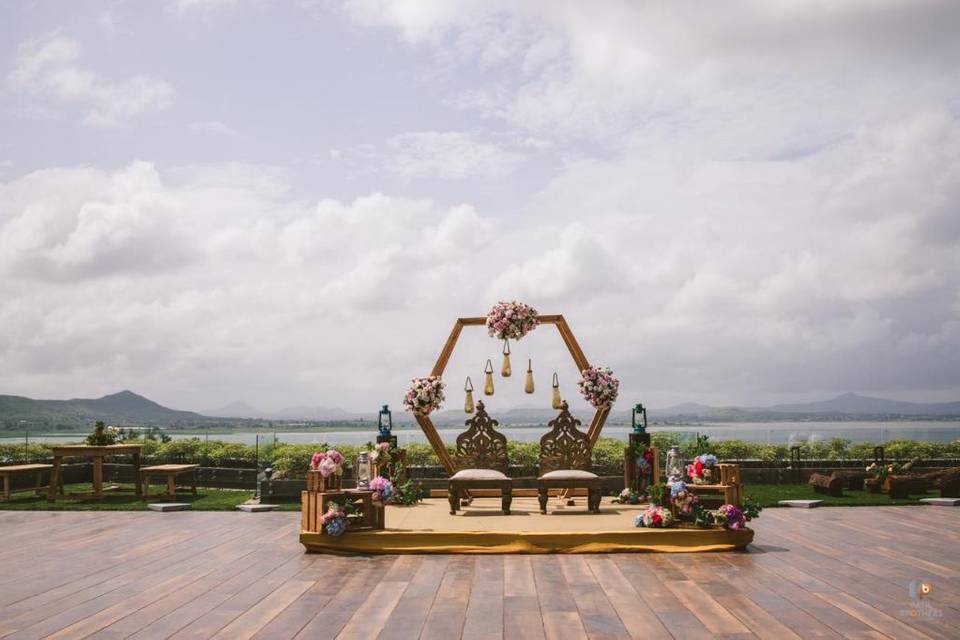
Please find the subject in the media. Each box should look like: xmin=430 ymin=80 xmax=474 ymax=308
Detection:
xmin=1 ymin=0 xmax=958 ymax=414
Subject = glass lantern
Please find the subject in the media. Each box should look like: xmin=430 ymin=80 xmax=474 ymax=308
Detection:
xmin=665 ymin=446 xmax=684 ymax=483
xmin=631 ymin=403 xmax=647 ymax=434
xmin=356 ymin=451 xmax=371 ymax=489
xmin=377 ymin=404 xmax=392 ymax=438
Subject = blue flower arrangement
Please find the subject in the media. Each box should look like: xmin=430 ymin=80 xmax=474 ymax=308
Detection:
xmin=670 ymin=480 xmax=687 ymax=498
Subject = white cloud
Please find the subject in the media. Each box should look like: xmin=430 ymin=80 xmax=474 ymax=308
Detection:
xmin=8 ymin=33 xmax=174 ymax=126
xmin=378 ymin=131 xmax=526 ymax=180
xmin=189 ymin=120 xmax=239 ymax=137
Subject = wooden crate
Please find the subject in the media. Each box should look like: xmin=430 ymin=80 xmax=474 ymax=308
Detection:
xmin=624 ymin=442 xmax=659 ymax=493
xmin=305 ymin=471 xmax=342 ymax=492
xmin=301 ymin=489 xmax=384 ymax=535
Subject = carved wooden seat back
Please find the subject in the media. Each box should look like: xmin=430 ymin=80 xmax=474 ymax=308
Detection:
xmin=539 ymin=401 xmax=593 ymax=475
xmin=455 ymin=401 xmax=508 ymax=472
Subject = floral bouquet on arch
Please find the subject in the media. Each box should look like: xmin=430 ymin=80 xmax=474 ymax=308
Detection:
xmin=486 ymin=301 xmax=539 ymax=340
xmin=403 ymin=376 xmax=445 ymax=415
xmin=577 ymin=366 xmax=620 ymax=409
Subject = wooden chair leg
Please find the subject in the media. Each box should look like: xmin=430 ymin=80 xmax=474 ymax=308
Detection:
xmin=538 ymin=485 xmax=549 ymax=514
xmin=501 ymin=486 xmax=512 ymax=515
xmin=167 ymin=474 xmax=176 ymax=498
xmin=35 ymin=470 xmax=42 ymax=496
xmin=2 ymin=474 xmax=9 ymax=502
xmin=192 ymin=470 xmax=197 ymax=495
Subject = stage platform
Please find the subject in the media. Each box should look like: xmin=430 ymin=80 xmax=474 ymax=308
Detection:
xmin=300 ymin=497 xmax=754 ymax=554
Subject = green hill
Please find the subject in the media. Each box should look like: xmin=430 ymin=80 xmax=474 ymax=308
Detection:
xmin=0 ymin=390 xmax=211 ymax=431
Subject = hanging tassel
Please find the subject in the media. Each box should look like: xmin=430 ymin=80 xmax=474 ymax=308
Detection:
xmin=524 ymin=358 xmax=535 ymax=394
xmin=464 ymin=376 xmax=475 ymax=413
xmin=501 ymin=339 xmax=512 ymax=377
xmin=483 ymin=359 xmax=495 ymax=396
xmin=551 ymin=372 xmax=562 ymax=409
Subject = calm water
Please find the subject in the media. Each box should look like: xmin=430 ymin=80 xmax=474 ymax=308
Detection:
xmin=5 ymin=421 xmax=959 ymax=446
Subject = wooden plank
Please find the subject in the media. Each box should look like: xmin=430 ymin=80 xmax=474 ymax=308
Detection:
xmin=379 ymin=556 xmax=451 ymax=640
xmin=420 ymin=557 xmax=474 ymax=640
xmin=503 ymin=556 xmax=546 ymax=640
xmin=532 ymin=556 xmax=588 ymax=640
xmin=462 ymin=555 xmax=504 ymax=640
xmin=558 ymin=556 xmax=629 ymax=639
xmin=553 ymin=316 xmax=589 ymax=371
xmin=584 ymin=557 xmax=671 ymax=639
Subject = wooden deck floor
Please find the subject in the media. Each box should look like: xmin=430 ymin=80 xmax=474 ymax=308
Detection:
xmin=0 ymin=506 xmax=957 ymax=639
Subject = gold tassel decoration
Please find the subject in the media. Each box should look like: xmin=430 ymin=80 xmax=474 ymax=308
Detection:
xmin=483 ymin=359 xmax=495 ymax=396
xmin=501 ymin=339 xmax=512 ymax=377
xmin=524 ymin=359 xmax=535 ymax=394
xmin=464 ymin=376 xmax=475 ymax=413
xmin=551 ymin=372 xmax=562 ymax=409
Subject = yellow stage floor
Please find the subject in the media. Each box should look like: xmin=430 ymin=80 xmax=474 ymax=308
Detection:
xmin=300 ymin=497 xmax=754 ymax=554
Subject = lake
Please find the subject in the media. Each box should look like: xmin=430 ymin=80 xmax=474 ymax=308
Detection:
xmin=4 ymin=421 xmax=959 ymax=446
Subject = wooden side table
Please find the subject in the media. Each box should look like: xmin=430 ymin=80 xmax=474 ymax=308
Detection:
xmin=301 ymin=489 xmax=385 ymax=534
xmin=47 ymin=444 xmax=143 ymax=501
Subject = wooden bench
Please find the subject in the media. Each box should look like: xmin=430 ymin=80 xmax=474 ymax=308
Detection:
xmin=0 ymin=464 xmax=63 ymax=501
xmin=141 ymin=464 xmax=199 ymax=499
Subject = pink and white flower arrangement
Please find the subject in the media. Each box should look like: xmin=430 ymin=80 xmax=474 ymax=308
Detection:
xmin=403 ymin=376 xmax=445 ymax=415
xmin=577 ymin=366 xmax=620 ymax=408
xmin=635 ymin=505 xmax=674 ymax=528
xmin=671 ymin=486 xmax=700 ymax=518
xmin=369 ymin=476 xmax=395 ymax=505
xmin=686 ymin=454 xmax=718 ymax=484
xmin=486 ymin=301 xmax=540 ymax=341
xmin=369 ymin=442 xmax=391 ymax=464
xmin=311 ymin=449 xmax=345 ymax=478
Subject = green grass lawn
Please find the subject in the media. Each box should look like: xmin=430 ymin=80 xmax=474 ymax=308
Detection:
xmin=0 ymin=482 xmax=942 ymax=511
xmin=743 ymin=483 xmax=940 ymax=507
xmin=0 ymin=483 xmax=265 ymax=511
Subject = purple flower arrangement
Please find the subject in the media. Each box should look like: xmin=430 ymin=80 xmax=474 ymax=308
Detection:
xmin=403 ymin=376 xmax=445 ymax=415
xmin=486 ymin=301 xmax=539 ymax=341
xmin=577 ymin=366 xmax=620 ymax=408
xmin=717 ymin=504 xmax=746 ymax=530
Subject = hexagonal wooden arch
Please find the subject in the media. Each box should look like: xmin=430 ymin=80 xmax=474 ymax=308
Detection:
xmin=414 ymin=314 xmax=613 ymax=474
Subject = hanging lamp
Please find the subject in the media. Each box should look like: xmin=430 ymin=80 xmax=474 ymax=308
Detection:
xmin=464 ymin=377 xmax=475 ymax=413
xmin=483 ymin=359 xmax=495 ymax=396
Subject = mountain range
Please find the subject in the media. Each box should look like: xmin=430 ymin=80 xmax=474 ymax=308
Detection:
xmin=2 ymin=390 xmax=959 ymax=432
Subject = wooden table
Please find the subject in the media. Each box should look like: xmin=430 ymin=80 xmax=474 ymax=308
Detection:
xmin=47 ymin=444 xmax=143 ymax=501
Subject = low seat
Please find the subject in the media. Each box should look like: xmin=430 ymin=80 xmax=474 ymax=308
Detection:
xmin=0 ymin=464 xmax=62 ymax=501
xmin=537 ymin=402 xmax=602 ymax=514
xmin=448 ymin=401 xmax=512 ymax=515
xmin=141 ymin=464 xmax=199 ymax=499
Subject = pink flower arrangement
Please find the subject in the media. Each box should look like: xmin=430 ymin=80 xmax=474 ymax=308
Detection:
xmin=369 ymin=476 xmax=395 ymax=505
xmin=577 ymin=366 xmax=620 ymax=408
xmin=403 ymin=376 xmax=445 ymax=415
xmin=686 ymin=454 xmax=719 ymax=484
xmin=636 ymin=505 xmax=674 ymax=528
xmin=671 ymin=486 xmax=700 ymax=517
xmin=486 ymin=301 xmax=539 ymax=341
xmin=311 ymin=449 xmax=345 ymax=478
xmin=321 ymin=503 xmax=347 ymax=536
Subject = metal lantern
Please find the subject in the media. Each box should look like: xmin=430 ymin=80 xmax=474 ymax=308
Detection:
xmin=665 ymin=446 xmax=684 ymax=483
xmin=378 ymin=404 xmax=393 ymax=437
xmin=631 ymin=403 xmax=647 ymax=434
xmin=356 ymin=451 xmax=371 ymax=488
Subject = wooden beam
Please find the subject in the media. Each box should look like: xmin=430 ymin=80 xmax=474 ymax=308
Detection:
xmin=554 ymin=316 xmax=590 ymax=371
xmin=415 ymin=413 xmax=456 ymax=473
xmin=458 ymin=317 xmax=487 ymax=326
xmin=586 ymin=405 xmax=612 ymax=448
xmin=431 ymin=320 xmax=464 ymax=377
xmin=537 ymin=314 xmax=561 ymax=324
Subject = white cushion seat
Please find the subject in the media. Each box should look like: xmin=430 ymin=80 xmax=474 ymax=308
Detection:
xmin=450 ymin=468 xmax=509 ymax=481
xmin=539 ymin=469 xmax=598 ymax=480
